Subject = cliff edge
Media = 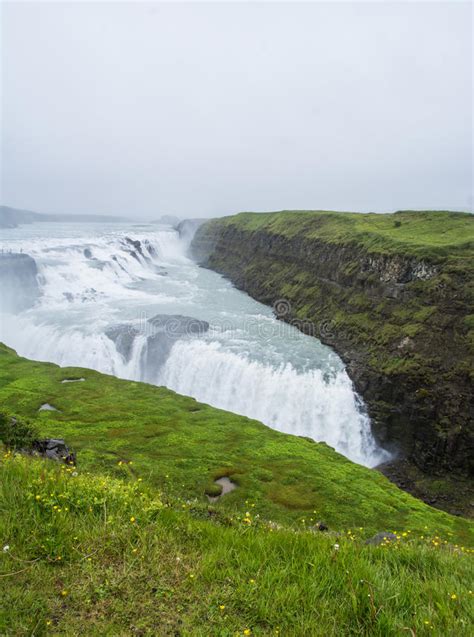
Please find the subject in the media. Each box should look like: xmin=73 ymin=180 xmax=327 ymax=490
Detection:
xmin=191 ymin=210 xmax=474 ymax=509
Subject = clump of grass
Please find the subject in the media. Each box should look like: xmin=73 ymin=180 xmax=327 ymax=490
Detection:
xmin=0 ymin=412 xmax=38 ymax=450
xmin=204 ymin=482 xmax=222 ymax=497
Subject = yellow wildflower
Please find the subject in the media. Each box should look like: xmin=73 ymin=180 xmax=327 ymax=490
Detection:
xmin=130 ymin=516 xmax=136 ymax=523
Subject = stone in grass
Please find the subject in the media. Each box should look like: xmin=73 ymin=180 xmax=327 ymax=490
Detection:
xmin=38 ymin=403 xmax=60 ymax=412
xmin=206 ymin=476 xmax=237 ymax=502
xmin=309 ymin=521 xmax=329 ymax=532
xmin=32 ymin=439 xmax=76 ymax=465
xmin=366 ymin=532 xmax=398 ymax=545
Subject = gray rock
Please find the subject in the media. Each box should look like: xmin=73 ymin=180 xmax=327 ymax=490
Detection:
xmin=106 ymin=315 xmax=209 ymax=380
xmin=143 ymin=315 xmax=210 ymax=379
xmin=366 ymin=532 xmax=398 ymax=545
xmin=38 ymin=403 xmax=59 ymax=412
xmin=148 ymin=314 xmax=209 ymax=337
xmin=32 ymin=438 xmax=76 ymax=464
xmin=0 ymin=253 xmax=40 ymax=312
xmin=207 ymin=476 xmax=237 ymax=503
xmin=309 ymin=521 xmax=328 ymax=532
xmin=105 ymin=324 xmax=140 ymax=362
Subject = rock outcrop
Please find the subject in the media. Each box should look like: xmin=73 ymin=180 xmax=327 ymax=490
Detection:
xmin=0 ymin=253 xmax=40 ymax=312
xmin=106 ymin=315 xmax=210 ymax=380
xmin=32 ymin=438 xmax=76 ymax=464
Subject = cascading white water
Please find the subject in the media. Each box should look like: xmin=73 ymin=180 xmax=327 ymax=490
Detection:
xmin=156 ymin=339 xmax=378 ymax=464
xmin=0 ymin=221 xmax=389 ymax=467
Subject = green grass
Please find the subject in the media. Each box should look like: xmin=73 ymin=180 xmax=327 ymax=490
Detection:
xmin=0 ymin=343 xmax=472 ymax=542
xmin=0 ymin=344 xmax=473 ymax=634
xmin=1 ymin=454 xmax=473 ymax=636
xmin=211 ymin=210 xmax=474 ymax=260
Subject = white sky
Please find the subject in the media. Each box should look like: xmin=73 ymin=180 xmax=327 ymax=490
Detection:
xmin=1 ymin=1 xmax=472 ymax=218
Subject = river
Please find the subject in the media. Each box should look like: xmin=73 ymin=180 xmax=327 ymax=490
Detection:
xmin=0 ymin=221 xmax=389 ymax=467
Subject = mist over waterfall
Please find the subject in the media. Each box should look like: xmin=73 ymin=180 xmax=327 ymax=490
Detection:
xmin=0 ymin=221 xmax=389 ymax=467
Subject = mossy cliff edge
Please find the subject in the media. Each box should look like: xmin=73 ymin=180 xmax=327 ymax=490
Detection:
xmin=191 ymin=211 xmax=474 ymax=496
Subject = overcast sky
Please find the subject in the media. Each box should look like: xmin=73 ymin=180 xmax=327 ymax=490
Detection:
xmin=1 ymin=1 xmax=472 ymax=218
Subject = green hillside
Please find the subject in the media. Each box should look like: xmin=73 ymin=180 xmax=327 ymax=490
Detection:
xmin=1 ymin=455 xmax=473 ymax=636
xmin=0 ymin=343 xmax=471 ymax=539
xmin=213 ymin=210 xmax=474 ymax=260
xmin=0 ymin=344 xmax=473 ymax=634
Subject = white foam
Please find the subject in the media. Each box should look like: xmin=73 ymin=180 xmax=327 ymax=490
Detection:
xmin=156 ymin=339 xmax=386 ymax=467
xmin=0 ymin=223 xmax=390 ymax=468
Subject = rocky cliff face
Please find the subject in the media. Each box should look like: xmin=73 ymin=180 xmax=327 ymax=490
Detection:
xmin=0 ymin=253 xmax=40 ymax=312
xmin=191 ymin=213 xmax=474 ymax=482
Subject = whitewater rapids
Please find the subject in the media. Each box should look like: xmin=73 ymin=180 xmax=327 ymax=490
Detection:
xmin=0 ymin=221 xmax=389 ymax=467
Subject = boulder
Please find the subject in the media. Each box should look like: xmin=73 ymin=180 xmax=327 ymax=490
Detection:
xmin=32 ymin=438 xmax=76 ymax=465
xmin=105 ymin=315 xmax=209 ymax=377
xmin=0 ymin=253 xmax=40 ymax=312
xmin=105 ymin=324 xmax=140 ymax=362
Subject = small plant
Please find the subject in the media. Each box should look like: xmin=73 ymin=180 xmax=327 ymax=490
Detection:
xmin=204 ymin=482 xmax=223 ymax=497
xmin=0 ymin=412 xmax=39 ymax=450
xmin=394 ymin=220 xmax=402 ymax=228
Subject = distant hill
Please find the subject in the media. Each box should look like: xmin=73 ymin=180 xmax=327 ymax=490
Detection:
xmin=0 ymin=205 xmax=129 ymax=228
xmin=150 ymin=214 xmax=181 ymax=226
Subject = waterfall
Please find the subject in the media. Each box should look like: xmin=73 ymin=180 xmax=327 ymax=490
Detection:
xmin=0 ymin=222 xmax=390 ymax=467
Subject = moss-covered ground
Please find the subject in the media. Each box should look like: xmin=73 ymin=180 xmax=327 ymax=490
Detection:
xmin=0 ymin=343 xmax=473 ymax=634
xmin=215 ymin=210 xmax=474 ymax=259
xmin=0 ymin=343 xmax=471 ymax=540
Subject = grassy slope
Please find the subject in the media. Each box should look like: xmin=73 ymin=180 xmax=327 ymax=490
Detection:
xmin=0 ymin=344 xmax=473 ymax=635
xmin=0 ymin=343 xmax=472 ymax=541
xmin=1 ymin=455 xmax=473 ymax=636
xmin=220 ymin=210 xmax=474 ymax=259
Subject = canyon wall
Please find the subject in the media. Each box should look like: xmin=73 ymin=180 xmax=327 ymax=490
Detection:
xmin=191 ymin=211 xmax=474 ymax=478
